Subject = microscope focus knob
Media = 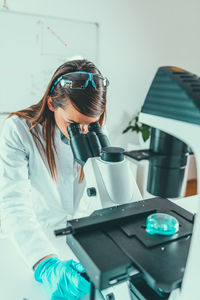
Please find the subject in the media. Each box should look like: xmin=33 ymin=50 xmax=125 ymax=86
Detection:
xmin=101 ymin=147 xmax=124 ymax=162
xmin=87 ymin=187 xmax=97 ymax=197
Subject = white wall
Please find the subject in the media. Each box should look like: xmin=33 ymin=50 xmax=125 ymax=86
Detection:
xmin=1 ymin=0 xmax=200 ymax=147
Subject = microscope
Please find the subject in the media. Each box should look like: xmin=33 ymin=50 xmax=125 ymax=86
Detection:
xmin=55 ymin=66 xmax=200 ymax=300
xmin=67 ymin=121 xmax=143 ymax=214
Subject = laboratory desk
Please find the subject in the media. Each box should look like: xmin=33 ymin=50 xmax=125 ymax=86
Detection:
xmin=0 ymin=225 xmax=77 ymax=300
xmin=0 ymin=195 xmax=198 ymax=300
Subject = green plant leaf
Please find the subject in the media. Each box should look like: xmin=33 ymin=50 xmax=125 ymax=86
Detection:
xmin=122 ymin=125 xmax=134 ymax=134
xmin=142 ymin=128 xmax=151 ymax=142
xmin=142 ymin=124 xmax=150 ymax=130
xmin=134 ymin=124 xmax=140 ymax=133
xmin=122 ymin=112 xmax=151 ymax=142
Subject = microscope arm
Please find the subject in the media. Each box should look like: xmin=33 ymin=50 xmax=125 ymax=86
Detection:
xmin=82 ymin=155 xmax=143 ymax=215
xmin=140 ymin=112 xmax=200 ymax=300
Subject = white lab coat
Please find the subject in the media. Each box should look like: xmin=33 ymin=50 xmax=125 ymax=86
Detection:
xmin=0 ymin=115 xmax=85 ymax=268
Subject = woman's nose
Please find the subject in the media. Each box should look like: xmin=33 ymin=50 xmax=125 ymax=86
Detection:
xmin=81 ymin=125 xmax=88 ymax=134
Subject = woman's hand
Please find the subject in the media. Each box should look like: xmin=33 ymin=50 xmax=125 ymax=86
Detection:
xmin=34 ymin=257 xmax=90 ymax=300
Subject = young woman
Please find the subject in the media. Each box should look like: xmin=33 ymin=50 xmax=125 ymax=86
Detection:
xmin=0 ymin=59 xmax=109 ymax=299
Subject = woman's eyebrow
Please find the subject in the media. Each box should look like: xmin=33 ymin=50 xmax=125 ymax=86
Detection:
xmin=66 ymin=118 xmax=77 ymax=123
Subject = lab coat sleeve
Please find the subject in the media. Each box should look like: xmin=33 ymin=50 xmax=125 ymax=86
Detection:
xmin=0 ymin=117 xmax=58 ymax=268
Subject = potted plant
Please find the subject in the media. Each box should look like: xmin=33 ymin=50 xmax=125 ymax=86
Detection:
xmin=122 ymin=113 xmax=151 ymax=143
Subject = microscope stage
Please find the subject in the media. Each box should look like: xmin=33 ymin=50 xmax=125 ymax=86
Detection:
xmin=67 ymin=197 xmax=193 ymax=293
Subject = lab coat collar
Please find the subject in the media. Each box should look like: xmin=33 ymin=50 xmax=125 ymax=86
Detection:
xmin=58 ymin=128 xmax=70 ymax=145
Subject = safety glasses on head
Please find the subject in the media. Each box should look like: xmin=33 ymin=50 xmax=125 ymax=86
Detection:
xmin=50 ymin=71 xmax=109 ymax=94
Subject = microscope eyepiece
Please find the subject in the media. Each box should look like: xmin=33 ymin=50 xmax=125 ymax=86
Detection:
xmin=88 ymin=122 xmax=110 ymax=148
xmin=88 ymin=122 xmax=101 ymax=133
xmin=67 ymin=123 xmax=92 ymax=166
xmin=67 ymin=123 xmax=82 ymax=137
xmin=67 ymin=122 xmax=111 ymax=166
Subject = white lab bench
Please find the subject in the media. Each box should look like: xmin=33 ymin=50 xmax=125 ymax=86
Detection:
xmin=0 ymin=195 xmax=198 ymax=300
xmin=0 ymin=226 xmax=75 ymax=300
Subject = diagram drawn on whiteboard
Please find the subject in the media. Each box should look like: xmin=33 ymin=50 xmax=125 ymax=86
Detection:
xmin=0 ymin=9 xmax=99 ymax=112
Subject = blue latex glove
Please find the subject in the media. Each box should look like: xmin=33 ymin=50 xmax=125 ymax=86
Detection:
xmin=34 ymin=257 xmax=90 ymax=300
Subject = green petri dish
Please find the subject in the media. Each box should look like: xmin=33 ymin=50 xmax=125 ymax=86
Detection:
xmin=145 ymin=213 xmax=179 ymax=236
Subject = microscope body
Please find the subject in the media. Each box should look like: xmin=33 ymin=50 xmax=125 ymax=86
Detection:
xmin=68 ymin=122 xmax=142 ymax=217
xmin=55 ymin=66 xmax=200 ymax=300
xmin=79 ymin=66 xmax=200 ymax=300
xmin=67 ymin=123 xmax=142 ymax=300
xmin=82 ymin=151 xmax=143 ymax=215
xmin=139 ymin=66 xmax=200 ymax=300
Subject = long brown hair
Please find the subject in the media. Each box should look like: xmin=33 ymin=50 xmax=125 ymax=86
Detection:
xmin=9 ymin=59 xmax=107 ymax=182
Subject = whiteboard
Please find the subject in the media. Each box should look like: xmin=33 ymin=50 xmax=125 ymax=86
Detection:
xmin=0 ymin=10 xmax=99 ymax=112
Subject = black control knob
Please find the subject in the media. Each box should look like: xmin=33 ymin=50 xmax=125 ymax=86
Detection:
xmin=101 ymin=147 xmax=124 ymax=162
xmin=87 ymin=187 xmax=97 ymax=197
xmin=106 ymin=293 xmax=115 ymax=300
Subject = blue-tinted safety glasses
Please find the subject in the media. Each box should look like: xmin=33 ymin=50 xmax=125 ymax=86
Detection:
xmin=50 ymin=71 xmax=109 ymax=94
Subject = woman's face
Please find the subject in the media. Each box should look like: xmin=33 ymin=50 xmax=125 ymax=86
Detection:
xmin=48 ymin=98 xmax=101 ymax=139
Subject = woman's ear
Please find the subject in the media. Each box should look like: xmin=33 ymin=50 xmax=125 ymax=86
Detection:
xmin=47 ymin=96 xmax=55 ymax=112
